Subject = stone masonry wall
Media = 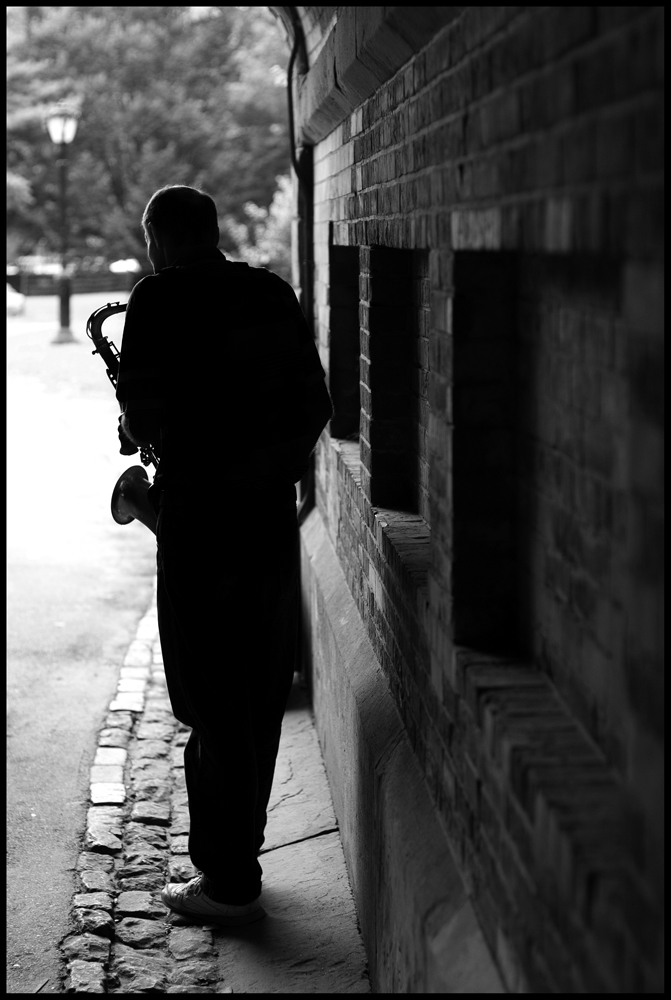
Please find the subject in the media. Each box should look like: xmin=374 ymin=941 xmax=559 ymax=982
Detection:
xmin=299 ymin=5 xmax=663 ymax=993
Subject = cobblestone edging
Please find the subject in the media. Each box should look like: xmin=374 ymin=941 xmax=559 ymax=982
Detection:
xmin=60 ymin=586 xmax=233 ymax=993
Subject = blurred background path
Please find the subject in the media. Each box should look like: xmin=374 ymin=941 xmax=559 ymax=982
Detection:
xmin=7 ymin=291 xmax=158 ymax=994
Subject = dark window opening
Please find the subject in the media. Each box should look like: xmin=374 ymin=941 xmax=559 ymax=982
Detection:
xmin=452 ymin=252 xmax=521 ymax=654
xmin=328 ymin=244 xmax=360 ymax=441
xmin=361 ymin=246 xmax=424 ymax=513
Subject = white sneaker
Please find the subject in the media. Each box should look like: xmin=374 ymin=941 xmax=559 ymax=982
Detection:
xmin=161 ymin=875 xmax=266 ymax=926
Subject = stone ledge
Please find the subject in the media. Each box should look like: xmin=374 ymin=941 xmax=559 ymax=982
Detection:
xmin=90 ymin=782 xmax=126 ymax=806
xmin=109 ymin=694 xmax=145 ymax=713
xmin=90 ymin=765 xmax=124 ymax=785
xmin=299 ymin=507 xmax=504 ymax=993
xmin=123 ymin=639 xmax=153 ymax=668
xmin=330 ymin=436 xmax=431 ymax=623
xmin=94 ymin=747 xmax=128 ymax=767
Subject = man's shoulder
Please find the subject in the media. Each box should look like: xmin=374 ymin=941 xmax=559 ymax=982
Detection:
xmin=127 ymin=272 xmax=163 ymax=305
xmin=208 ymin=261 xmax=302 ymax=312
xmin=129 ymin=260 xmax=300 ymax=316
xmin=127 ymin=269 xmax=187 ymax=315
xmin=251 ymin=265 xmax=294 ymax=292
xmin=245 ymin=266 xmax=303 ymax=311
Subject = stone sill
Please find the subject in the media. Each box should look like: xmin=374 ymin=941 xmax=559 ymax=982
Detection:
xmin=330 ymin=436 xmax=431 ymax=625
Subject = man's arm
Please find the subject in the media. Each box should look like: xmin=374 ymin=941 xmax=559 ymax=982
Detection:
xmin=120 ymin=380 xmax=331 ymax=460
xmin=262 ymin=376 xmax=333 ymax=474
xmin=222 ymin=376 xmax=334 ymax=482
xmin=116 ymin=276 xmax=165 ymax=455
xmin=302 ymin=376 xmax=334 ymax=454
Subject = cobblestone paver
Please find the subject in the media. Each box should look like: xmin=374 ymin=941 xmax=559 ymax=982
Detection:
xmin=60 ymin=584 xmax=228 ymax=993
xmin=60 ymin=579 xmax=370 ymax=994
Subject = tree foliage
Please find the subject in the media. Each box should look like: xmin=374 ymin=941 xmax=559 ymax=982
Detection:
xmin=6 ymin=5 xmax=292 ymax=277
xmin=227 ymin=174 xmax=293 ymax=279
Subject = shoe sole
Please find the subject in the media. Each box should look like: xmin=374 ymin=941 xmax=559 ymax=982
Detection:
xmin=169 ymin=907 xmax=267 ymax=926
xmin=162 ymin=896 xmax=267 ymax=926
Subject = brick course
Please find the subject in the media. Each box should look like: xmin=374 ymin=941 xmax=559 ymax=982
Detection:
xmin=294 ymin=4 xmax=663 ymax=993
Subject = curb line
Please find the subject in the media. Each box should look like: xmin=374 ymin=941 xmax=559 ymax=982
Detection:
xmin=59 ymin=581 xmax=232 ymax=994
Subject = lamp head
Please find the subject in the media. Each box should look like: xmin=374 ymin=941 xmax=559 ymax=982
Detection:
xmin=46 ymin=100 xmax=80 ymax=145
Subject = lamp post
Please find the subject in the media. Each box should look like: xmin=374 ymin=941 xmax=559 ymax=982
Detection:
xmin=46 ymin=100 xmax=80 ymax=344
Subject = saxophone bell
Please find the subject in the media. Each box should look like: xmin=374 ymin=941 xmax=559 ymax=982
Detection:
xmin=111 ymin=465 xmax=157 ymax=535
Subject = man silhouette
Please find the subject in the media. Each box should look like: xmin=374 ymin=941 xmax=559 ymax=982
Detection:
xmin=117 ymin=185 xmax=332 ymax=923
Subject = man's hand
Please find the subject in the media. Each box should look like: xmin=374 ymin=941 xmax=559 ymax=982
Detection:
xmin=118 ymin=414 xmax=139 ymax=456
xmin=119 ymin=410 xmax=163 ymax=454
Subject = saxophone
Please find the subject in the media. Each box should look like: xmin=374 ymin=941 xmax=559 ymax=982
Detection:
xmin=86 ymin=301 xmax=158 ymax=535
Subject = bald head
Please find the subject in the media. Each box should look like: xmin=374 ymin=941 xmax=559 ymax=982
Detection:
xmin=142 ymin=185 xmax=219 ymax=247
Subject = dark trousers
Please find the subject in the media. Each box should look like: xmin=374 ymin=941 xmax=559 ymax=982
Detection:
xmin=155 ymin=497 xmax=299 ymax=904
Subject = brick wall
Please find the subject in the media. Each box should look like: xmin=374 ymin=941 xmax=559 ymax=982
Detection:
xmin=515 ymin=254 xmax=629 ymax=765
xmin=298 ymin=5 xmax=664 ymax=992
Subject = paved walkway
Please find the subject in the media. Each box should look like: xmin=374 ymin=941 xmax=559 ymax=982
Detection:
xmin=60 ymin=583 xmax=371 ymax=993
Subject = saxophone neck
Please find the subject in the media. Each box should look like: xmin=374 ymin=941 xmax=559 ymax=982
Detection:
xmin=86 ymin=300 xmax=128 ymax=344
xmin=87 ymin=301 xmax=128 ymax=388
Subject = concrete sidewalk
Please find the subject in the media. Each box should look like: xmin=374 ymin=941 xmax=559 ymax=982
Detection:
xmin=60 ymin=586 xmax=371 ymax=993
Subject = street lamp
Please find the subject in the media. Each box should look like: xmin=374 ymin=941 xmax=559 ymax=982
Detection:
xmin=45 ymin=100 xmax=80 ymax=344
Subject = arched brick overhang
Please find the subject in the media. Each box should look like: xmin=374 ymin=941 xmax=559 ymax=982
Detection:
xmin=270 ymin=7 xmax=462 ymax=143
